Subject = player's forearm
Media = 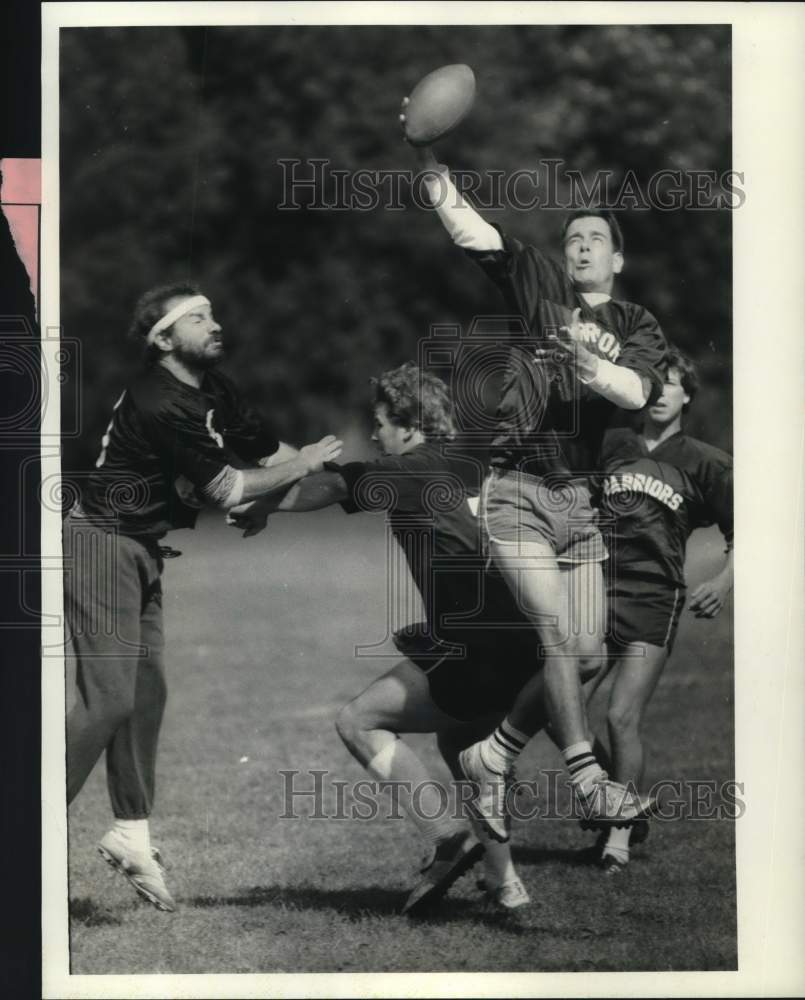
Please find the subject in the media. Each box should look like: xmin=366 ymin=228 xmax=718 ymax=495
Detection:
xmin=237 ymin=455 xmax=318 ymax=505
xmin=274 ymin=472 xmax=349 ymax=512
xmin=419 ymin=161 xmax=503 ymax=252
xmin=577 ymin=358 xmax=650 ymax=410
xmin=258 ymin=441 xmax=299 ymax=467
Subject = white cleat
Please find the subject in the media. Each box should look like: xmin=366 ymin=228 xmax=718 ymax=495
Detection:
xmin=97 ymin=830 xmax=176 ymax=912
xmin=576 ymin=775 xmax=657 ymax=829
xmin=457 ymin=741 xmax=510 ymax=843
xmin=477 ymin=874 xmax=531 ymax=910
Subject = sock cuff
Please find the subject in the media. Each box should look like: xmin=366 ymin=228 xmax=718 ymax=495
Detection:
xmin=561 ymin=740 xmax=594 ymax=761
xmin=366 ymin=738 xmax=399 ymax=781
xmin=498 ymin=719 xmax=529 ymax=751
xmin=498 ymin=715 xmax=531 ymax=746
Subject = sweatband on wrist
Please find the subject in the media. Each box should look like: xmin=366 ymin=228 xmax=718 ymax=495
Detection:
xmin=577 ymin=358 xmax=647 ymax=409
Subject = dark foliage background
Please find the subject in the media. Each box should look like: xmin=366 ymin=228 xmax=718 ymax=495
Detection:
xmin=60 ymin=24 xmax=732 ymax=468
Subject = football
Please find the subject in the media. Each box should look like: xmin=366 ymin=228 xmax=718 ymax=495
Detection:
xmin=404 ymin=64 xmax=476 ymax=147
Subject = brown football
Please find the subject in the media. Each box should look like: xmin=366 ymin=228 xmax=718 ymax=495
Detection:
xmin=404 ymin=64 xmax=476 ymax=147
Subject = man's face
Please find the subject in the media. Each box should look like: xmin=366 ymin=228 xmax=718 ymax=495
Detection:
xmin=162 ymin=296 xmax=224 ymax=369
xmin=562 ymin=216 xmax=624 ymax=293
xmin=648 ymin=367 xmax=689 ymax=425
xmin=371 ymin=403 xmax=412 ymax=456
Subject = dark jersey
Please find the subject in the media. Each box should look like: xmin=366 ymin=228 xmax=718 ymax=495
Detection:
xmin=80 ymin=365 xmax=279 ymax=539
xmin=466 ymin=231 xmax=668 ymax=478
xmin=599 ymin=428 xmax=733 ymax=588
xmin=336 ymin=442 xmax=534 ymax=651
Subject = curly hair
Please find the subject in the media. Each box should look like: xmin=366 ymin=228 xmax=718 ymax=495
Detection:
xmin=128 ymin=282 xmax=202 ymax=362
xmin=370 ymin=362 xmax=456 ymax=441
xmin=665 ymin=346 xmax=699 ymax=411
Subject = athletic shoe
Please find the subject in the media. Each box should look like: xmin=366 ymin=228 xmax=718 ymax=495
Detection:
xmin=97 ymin=831 xmax=176 ymax=912
xmin=576 ymin=776 xmax=656 ymax=828
xmin=578 ymin=816 xmax=650 ymax=846
xmin=457 ymin=742 xmax=510 ymax=843
xmin=599 ymin=852 xmax=629 ymax=876
xmin=479 ymin=875 xmax=531 ymax=910
xmin=402 ymin=830 xmax=484 ymax=916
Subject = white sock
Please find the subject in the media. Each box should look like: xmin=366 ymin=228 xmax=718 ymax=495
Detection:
xmin=603 ymin=824 xmax=631 ymax=863
xmin=112 ymin=818 xmax=150 ymax=853
xmin=478 ymin=718 xmax=530 ymax=775
xmin=562 ymin=740 xmax=606 ymax=796
xmin=471 ymin=818 xmax=517 ymax=889
xmin=367 ymin=738 xmax=457 ymax=846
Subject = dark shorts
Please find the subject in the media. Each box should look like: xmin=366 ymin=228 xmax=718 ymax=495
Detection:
xmin=607 ymin=575 xmax=685 ymax=652
xmin=481 ymin=468 xmax=607 ymax=563
xmin=393 ymin=623 xmax=538 ymax=723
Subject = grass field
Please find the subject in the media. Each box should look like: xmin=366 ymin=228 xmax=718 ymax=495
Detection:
xmin=66 ymin=508 xmax=736 ymax=974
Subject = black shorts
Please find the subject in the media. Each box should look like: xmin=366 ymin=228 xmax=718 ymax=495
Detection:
xmin=393 ymin=624 xmax=538 ymax=723
xmin=607 ymin=575 xmax=685 ymax=652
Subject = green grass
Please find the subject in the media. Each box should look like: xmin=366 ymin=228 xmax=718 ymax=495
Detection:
xmin=67 ymin=509 xmax=736 ymax=973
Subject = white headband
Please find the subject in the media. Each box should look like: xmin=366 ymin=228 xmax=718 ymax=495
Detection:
xmin=147 ymin=295 xmax=211 ymax=342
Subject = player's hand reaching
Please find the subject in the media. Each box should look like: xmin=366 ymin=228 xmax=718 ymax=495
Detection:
xmin=399 ymin=97 xmax=439 ymax=169
xmin=226 ymin=498 xmax=272 ymax=538
xmin=533 ymin=308 xmax=600 ymax=381
xmin=300 ymin=435 xmax=343 ymax=474
xmin=689 ymin=573 xmax=732 ymax=618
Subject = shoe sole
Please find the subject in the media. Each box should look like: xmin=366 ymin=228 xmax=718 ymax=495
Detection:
xmin=402 ymin=841 xmax=485 ymax=916
xmin=457 ymin=754 xmax=510 ymax=844
xmin=97 ymin=845 xmax=175 ymax=912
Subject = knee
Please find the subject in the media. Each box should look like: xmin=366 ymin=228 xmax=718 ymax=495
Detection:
xmin=569 ymin=638 xmax=603 ymax=680
xmin=335 ymin=700 xmax=362 ymax=749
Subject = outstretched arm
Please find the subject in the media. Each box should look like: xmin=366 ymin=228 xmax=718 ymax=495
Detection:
xmin=227 ymin=470 xmax=349 ymax=537
xmin=401 ymin=100 xmax=503 ymax=252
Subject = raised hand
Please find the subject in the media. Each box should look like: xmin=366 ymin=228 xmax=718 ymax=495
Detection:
xmin=300 ymin=435 xmax=344 ymax=474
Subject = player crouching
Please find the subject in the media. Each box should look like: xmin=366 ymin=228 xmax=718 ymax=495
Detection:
xmin=233 ymin=364 xmax=544 ymax=913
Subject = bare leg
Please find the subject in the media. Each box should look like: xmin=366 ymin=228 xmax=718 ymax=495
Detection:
xmin=336 ymin=659 xmax=469 ymax=845
xmin=489 ymin=540 xmax=604 ymax=747
xmin=606 ymin=643 xmax=669 ymax=789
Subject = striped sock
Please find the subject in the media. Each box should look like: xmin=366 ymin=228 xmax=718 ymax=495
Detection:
xmin=562 ymin=740 xmax=606 ymax=796
xmin=478 ymin=718 xmax=529 ymax=776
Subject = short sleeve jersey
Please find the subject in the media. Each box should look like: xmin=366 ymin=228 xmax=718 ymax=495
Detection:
xmin=336 ymin=442 xmax=534 ymax=649
xmin=599 ymin=428 xmax=733 ymax=587
xmin=80 ymin=365 xmax=279 ymax=538
xmin=466 ymin=230 xmax=668 ymax=478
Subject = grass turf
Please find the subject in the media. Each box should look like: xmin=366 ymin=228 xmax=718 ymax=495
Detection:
xmin=66 ymin=509 xmax=736 ymax=973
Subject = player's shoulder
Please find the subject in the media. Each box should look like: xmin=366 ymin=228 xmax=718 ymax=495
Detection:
xmin=678 ymin=434 xmax=733 ymax=472
xmin=613 ymin=298 xmax=662 ymax=332
xmin=127 ymin=365 xmax=204 ymax=426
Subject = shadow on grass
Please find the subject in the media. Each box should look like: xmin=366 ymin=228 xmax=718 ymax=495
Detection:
xmin=69 ymin=897 xmax=124 ymax=927
xmin=187 ymin=883 xmax=535 ymax=934
xmin=512 ymin=843 xmax=598 ymax=867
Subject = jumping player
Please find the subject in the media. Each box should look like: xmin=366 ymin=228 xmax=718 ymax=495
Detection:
xmin=401 ymin=115 xmax=668 ymax=837
xmin=590 ymin=348 xmax=733 ymax=873
xmin=65 ymin=283 xmax=342 ymax=911
xmin=233 ymin=363 xmax=543 ymax=914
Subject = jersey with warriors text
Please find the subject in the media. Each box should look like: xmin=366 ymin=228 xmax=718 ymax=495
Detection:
xmin=599 ymin=428 xmax=733 ymax=588
xmin=467 ymin=230 xmax=668 ymax=480
xmin=80 ymin=365 xmax=279 ymax=538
